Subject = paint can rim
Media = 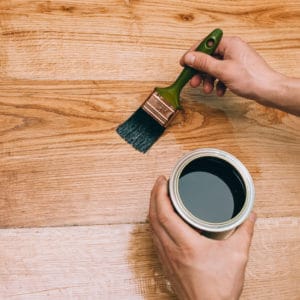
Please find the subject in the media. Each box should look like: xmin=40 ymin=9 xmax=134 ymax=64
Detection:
xmin=169 ymin=148 xmax=255 ymax=232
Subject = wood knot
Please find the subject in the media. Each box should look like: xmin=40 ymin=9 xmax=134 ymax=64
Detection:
xmin=61 ymin=5 xmax=76 ymax=13
xmin=178 ymin=13 xmax=194 ymax=22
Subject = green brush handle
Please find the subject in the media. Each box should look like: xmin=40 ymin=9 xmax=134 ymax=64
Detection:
xmin=156 ymin=28 xmax=223 ymax=109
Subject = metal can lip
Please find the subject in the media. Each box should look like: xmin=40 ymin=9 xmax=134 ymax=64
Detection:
xmin=169 ymin=148 xmax=255 ymax=232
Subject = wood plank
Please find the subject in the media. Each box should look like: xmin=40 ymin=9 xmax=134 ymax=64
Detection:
xmin=0 ymin=0 xmax=299 ymax=81
xmin=0 ymin=217 xmax=299 ymax=299
xmin=0 ymin=80 xmax=299 ymax=227
xmin=243 ymin=217 xmax=300 ymax=299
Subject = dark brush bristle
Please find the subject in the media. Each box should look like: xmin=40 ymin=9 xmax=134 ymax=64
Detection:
xmin=116 ymin=107 xmax=165 ymax=153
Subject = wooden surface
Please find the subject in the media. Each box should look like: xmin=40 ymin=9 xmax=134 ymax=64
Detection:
xmin=0 ymin=0 xmax=299 ymax=299
xmin=0 ymin=218 xmax=299 ymax=299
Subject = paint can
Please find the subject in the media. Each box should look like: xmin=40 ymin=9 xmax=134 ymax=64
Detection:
xmin=169 ymin=148 xmax=255 ymax=239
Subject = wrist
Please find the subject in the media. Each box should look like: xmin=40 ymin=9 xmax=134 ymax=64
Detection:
xmin=255 ymin=73 xmax=300 ymax=115
xmin=255 ymin=71 xmax=285 ymax=107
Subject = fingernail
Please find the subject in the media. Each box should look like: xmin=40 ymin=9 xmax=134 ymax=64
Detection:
xmin=185 ymin=53 xmax=195 ymax=66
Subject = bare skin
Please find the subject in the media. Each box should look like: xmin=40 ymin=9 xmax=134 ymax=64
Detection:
xmin=181 ymin=36 xmax=300 ymax=116
xmin=149 ymin=176 xmax=256 ymax=300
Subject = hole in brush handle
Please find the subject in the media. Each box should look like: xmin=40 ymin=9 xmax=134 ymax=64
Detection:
xmin=206 ymin=38 xmax=215 ymax=48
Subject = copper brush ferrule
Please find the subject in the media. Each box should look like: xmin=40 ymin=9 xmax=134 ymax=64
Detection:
xmin=141 ymin=90 xmax=178 ymax=127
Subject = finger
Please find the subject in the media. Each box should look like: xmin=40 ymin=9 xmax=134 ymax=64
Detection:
xmin=214 ymin=36 xmax=232 ymax=57
xmin=190 ymin=74 xmax=203 ymax=88
xmin=216 ymin=80 xmax=227 ymax=96
xmin=180 ymin=41 xmax=204 ymax=66
xmin=203 ymin=75 xmax=215 ymax=94
xmin=180 ymin=52 xmax=188 ymax=67
xmin=181 ymin=36 xmax=228 ymax=67
xmin=152 ymin=233 xmax=178 ymax=282
xmin=149 ymin=176 xmax=161 ymax=217
xmin=149 ymin=176 xmax=176 ymax=246
xmin=183 ymin=51 xmax=223 ymax=79
xmin=153 ymin=176 xmax=205 ymax=246
xmin=230 ymin=212 xmax=257 ymax=252
xmin=151 ymin=229 xmax=170 ymax=269
xmin=150 ymin=216 xmax=175 ymax=248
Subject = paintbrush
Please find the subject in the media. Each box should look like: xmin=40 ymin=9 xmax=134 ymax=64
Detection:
xmin=117 ymin=28 xmax=223 ymax=153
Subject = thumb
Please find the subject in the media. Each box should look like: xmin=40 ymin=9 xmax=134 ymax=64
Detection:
xmin=184 ymin=51 xmax=223 ymax=78
xmin=230 ymin=212 xmax=257 ymax=252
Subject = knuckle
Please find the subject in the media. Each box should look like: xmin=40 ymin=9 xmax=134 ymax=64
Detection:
xmin=231 ymin=36 xmax=242 ymax=44
xmin=194 ymin=54 xmax=209 ymax=71
xmin=232 ymin=36 xmax=247 ymax=48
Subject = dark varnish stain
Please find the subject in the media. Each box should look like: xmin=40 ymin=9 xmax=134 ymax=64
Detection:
xmin=128 ymin=224 xmax=176 ymax=299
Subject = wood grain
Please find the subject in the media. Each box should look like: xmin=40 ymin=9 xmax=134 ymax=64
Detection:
xmin=0 ymin=0 xmax=299 ymax=81
xmin=0 ymin=0 xmax=300 ymax=299
xmin=0 ymin=217 xmax=299 ymax=299
xmin=0 ymin=80 xmax=299 ymax=227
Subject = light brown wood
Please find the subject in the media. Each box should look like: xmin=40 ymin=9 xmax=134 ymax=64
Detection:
xmin=0 ymin=218 xmax=299 ymax=299
xmin=0 ymin=80 xmax=299 ymax=227
xmin=0 ymin=0 xmax=300 ymax=299
xmin=1 ymin=0 xmax=300 ymax=81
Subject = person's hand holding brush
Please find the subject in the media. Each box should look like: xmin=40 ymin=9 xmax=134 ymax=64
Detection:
xmin=181 ymin=36 xmax=300 ymax=116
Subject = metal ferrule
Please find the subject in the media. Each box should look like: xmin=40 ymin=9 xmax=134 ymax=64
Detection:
xmin=141 ymin=90 xmax=178 ymax=127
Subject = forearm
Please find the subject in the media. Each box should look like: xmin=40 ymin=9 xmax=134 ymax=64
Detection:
xmin=257 ymin=73 xmax=300 ymax=116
